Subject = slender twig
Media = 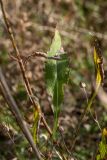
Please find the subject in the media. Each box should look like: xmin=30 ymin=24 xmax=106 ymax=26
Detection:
xmin=0 ymin=2 xmax=70 ymax=159
xmin=0 ymin=0 xmax=52 ymax=136
xmin=0 ymin=67 xmax=42 ymax=160
xmin=9 ymin=51 xmax=66 ymax=64
xmin=59 ymin=128 xmax=72 ymax=157
xmin=90 ymin=110 xmax=102 ymax=131
xmin=80 ymin=83 xmax=102 ymax=137
xmin=0 ymin=0 xmax=39 ymax=110
xmin=24 ymin=51 xmax=65 ymax=62
xmin=70 ymin=87 xmax=99 ymax=153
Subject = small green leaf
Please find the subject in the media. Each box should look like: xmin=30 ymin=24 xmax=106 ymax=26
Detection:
xmin=48 ymin=29 xmax=61 ymax=56
xmin=45 ymin=30 xmax=70 ymax=139
xmin=53 ymin=54 xmax=69 ymax=138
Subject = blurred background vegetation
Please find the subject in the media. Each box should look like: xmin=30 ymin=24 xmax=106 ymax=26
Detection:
xmin=0 ymin=0 xmax=107 ymax=159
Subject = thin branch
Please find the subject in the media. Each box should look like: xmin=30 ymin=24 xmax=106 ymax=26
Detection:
xmin=0 ymin=2 xmax=70 ymax=159
xmin=59 ymin=128 xmax=72 ymax=157
xmin=24 ymin=51 xmax=65 ymax=63
xmin=9 ymin=51 xmax=66 ymax=64
xmin=0 ymin=0 xmax=52 ymax=136
xmin=0 ymin=0 xmax=38 ymax=109
xmin=70 ymin=88 xmax=98 ymax=153
xmin=0 ymin=67 xmax=42 ymax=160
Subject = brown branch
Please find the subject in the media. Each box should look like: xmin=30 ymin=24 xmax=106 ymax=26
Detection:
xmin=0 ymin=2 xmax=70 ymax=159
xmin=0 ymin=67 xmax=42 ymax=160
xmin=9 ymin=52 xmax=66 ymax=64
xmin=0 ymin=0 xmax=38 ymax=109
xmin=0 ymin=69 xmax=66 ymax=160
xmin=0 ymin=0 xmax=52 ymax=136
xmin=24 ymin=51 xmax=66 ymax=62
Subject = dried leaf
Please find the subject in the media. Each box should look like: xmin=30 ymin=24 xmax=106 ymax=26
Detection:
xmin=93 ymin=37 xmax=104 ymax=87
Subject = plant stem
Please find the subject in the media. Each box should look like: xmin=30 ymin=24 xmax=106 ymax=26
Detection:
xmin=0 ymin=67 xmax=42 ymax=160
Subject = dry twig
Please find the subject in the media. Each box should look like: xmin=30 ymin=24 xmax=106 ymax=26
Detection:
xmin=0 ymin=1 xmax=72 ymax=159
xmin=0 ymin=67 xmax=42 ymax=160
xmin=0 ymin=0 xmax=52 ymax=136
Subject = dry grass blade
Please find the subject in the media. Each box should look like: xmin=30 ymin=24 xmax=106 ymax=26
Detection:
xmin=93 ymin=37 xmax=104 ymax=86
